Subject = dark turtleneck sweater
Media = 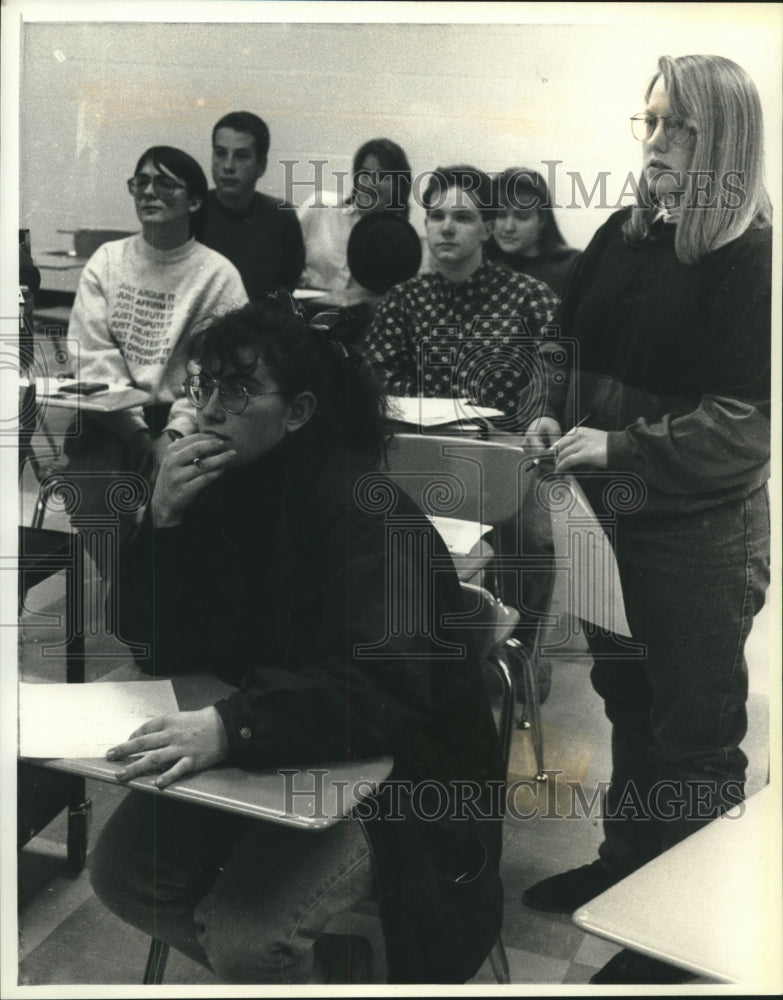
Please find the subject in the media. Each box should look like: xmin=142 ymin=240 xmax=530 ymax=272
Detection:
xmin=485 ymin=237 xmax=581 ymax=298
xmin=114 ymin=422 xmax=505 ymax=983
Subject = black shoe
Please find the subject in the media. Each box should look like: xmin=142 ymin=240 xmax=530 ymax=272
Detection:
xmin=313 ymin=933 xmax=373 ymax=984
xmin=590 ymin=949 xmax=698 ymax=985
xmin=521 ymin=860 xmax=620 ymax=913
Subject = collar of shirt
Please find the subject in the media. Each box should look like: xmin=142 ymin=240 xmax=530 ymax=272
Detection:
xmin=652 ymin=206 xmax=678 ymax=225
xmin=430 ymin=257 xmax=497 ymax=291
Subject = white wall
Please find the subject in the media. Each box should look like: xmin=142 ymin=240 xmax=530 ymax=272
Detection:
xmin=18 ymin=8 xmax=783 ymax=258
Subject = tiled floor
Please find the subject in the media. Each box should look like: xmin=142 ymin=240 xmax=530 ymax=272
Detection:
xmin=14 ymin=546 xmax=773 ymax=989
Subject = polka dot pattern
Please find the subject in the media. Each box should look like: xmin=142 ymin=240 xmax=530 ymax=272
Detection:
xmin=366 ymin=260 xmax=559 ymax=413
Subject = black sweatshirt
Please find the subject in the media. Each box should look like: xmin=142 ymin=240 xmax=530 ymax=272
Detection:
xmin=539 ymin=207 xmax=771 ymax=513
xmin=114 ymin=423 xmax=504 ymax=983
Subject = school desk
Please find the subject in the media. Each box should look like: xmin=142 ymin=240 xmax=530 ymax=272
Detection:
xmin=25 ymin=668 xmax=394 ymax=831
xmin=572 ymin=784 xmax=781 ymax=986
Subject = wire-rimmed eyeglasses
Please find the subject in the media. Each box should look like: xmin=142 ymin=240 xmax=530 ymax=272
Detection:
xmin=630 ymin=114 xmax=696 ymax=145
xmin=127 ymin=174 xmax=187 ymax=198
xmin=183 ymin=374 xmax=283 ymax=415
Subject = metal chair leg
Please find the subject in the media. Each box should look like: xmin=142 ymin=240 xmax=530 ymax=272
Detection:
xmin=483 ymin=654 xmax=515 ymax=777
xmin=31 ymin=473 xmax=68 ymax=530
xmin=507 ymin=637 xmax=546 ymax=781
xmin=488 ymin=937 xmax=511 ymax=984
xmin=143 ymin=938 xmax=169 ymax=985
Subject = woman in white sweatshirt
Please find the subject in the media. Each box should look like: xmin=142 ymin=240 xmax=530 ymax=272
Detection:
xmin=65 ymin=146 xmax=247 ymax=501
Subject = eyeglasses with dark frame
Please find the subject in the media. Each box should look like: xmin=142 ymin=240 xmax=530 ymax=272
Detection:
xmin=183 ymin=374 xmax=283 ymax=415
xmin=629 ymin=114 xmax=696 ymax=145
xmin=127 ymin=174 xmax=188 ymax=198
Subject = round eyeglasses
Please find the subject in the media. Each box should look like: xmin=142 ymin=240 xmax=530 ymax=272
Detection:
xmin=184 ymin=374 xmax=283 ymax=415
xmin=630 ymin=114 xmax=696 ymax=145
xmin=127 ymin=173 xmax=187 ymax=198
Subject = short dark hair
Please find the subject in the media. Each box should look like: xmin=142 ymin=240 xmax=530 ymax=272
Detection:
xmin=423 ymin=165 xmax=495 ymax=221
xmin=212 ymin=112 xmax=270 ymax=160
xmin=134 ymin=146 xmax=208 ymax=237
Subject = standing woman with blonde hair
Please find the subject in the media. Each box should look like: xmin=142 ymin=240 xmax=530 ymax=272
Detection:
xmin=521 ymin=54 xmax=772 ymax=985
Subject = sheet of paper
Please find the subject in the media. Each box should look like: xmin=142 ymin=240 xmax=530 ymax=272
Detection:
xmin=428 ymin=515 xmax=491 ymax=556
xmin=18 ymin=679 xmax=178 ymax=758
xmin=548 ymin=475 xmax=631 ymax=637
xmin=386 ymin=395 xmax=504 ymax=428
xmin=34 ymin=377 xmax=151 ymax=412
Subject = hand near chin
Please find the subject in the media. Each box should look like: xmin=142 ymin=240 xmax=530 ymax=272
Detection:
xmin=151 ymin=434 xmax=236 ymax=528
xmin=106 ymin=706 xmax=230 ymax=789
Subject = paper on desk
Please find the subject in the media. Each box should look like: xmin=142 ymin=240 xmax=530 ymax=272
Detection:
xmin=428 ymin=515 xmax=491 ymax=556
xmin=35 ymin=377 xmax=151 ymax=412
xmin=18 ymin=680 xmax=178 ymax=758
xmin=547 ymin=475 xmax=631 ymax=637
xmin=387 ymin=396 xmax=504 ymax=427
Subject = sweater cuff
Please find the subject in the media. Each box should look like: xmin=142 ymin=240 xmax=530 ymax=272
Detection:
xmin=214 ymin=693 xmax=266 ymax=762
xmin=164 ymin=413 xmax=198 ymax=438
xmin=606 ymin=429 xmax=645 ymax=475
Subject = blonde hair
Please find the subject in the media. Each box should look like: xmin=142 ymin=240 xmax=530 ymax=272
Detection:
xmin=624 ymin=54 xmax=772 ymax=265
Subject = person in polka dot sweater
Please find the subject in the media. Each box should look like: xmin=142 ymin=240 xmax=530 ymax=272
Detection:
xmin=365 ymin=164 xmax=560 ymax=430
xmin=366 ymin=166 xmax=560 ymax=710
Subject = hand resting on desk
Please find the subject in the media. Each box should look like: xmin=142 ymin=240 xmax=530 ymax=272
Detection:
xmin=106 ymin=706 xmax=229 ymax=788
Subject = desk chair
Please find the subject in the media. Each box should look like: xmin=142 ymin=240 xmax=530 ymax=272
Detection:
xmin=142 ymin=581 xmax=515 ymax=986
xmin=18 ymin=526 xmax=90 ymax=872
xmin=324 ymin=580 xmax=515 ymax=984
xmin=384 ymin=433 xmax=552 ymax=780
xmin=18 ymin=380 xmax=90 ymax=871
xmin=19 ymin=328 xmax=75 ymax=530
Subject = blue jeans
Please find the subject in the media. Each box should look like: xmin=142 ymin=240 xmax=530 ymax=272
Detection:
xmin=90 ymin=791 xmax=375 ymax=984
xmin=585 ymin=486 xmax=770 ymax=876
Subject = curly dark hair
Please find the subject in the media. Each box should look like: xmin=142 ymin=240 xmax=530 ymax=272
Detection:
xmin=191 ymin=301 xmax=389 ymax=468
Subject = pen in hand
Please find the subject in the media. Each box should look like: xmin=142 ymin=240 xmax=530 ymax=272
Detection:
xmin=529 ymin=413 xmax=593 ymax=467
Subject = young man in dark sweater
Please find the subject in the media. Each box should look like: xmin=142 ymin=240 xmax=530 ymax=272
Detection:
xmin=200 ymin=111 xmax=305 ymax=300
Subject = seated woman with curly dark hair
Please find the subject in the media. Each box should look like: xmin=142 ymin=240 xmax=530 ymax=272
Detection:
xmin=90 ymin=299 xmax=505 ymax=985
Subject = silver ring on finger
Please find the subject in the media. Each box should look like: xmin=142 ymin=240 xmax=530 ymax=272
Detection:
xmin=192 ymin=457 xmax=205 ymax=471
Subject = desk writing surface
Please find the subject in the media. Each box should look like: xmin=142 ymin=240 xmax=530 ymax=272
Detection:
xmin=26 ymin=669 xmax=393 ymax=830
xmin=572 ymin=785 xmax=782 ymax=986
xmin=44 ymin=754 xmax=393 ymax=830
xmin=36 ymin=254 xmax=86 ymax=295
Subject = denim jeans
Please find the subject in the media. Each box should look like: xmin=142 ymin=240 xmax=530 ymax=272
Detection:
xmin=90 ymin=791 xmax=375 ymax=984
xmin=585 ymin=486 xmax=770 ymax=876
xmin=496 ymin=460 xmax=556 ymax=650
